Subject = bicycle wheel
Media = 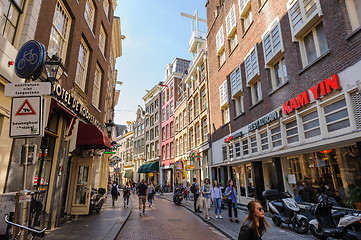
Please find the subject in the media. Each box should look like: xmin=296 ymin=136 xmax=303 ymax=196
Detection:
xmin=29 ymin=54 xmax=38 ymax=64
xmin=18 ymin=59 xmax=26 ymax=69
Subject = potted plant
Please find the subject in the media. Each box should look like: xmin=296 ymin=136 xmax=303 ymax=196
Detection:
xmin=345 ymin=185 xmax=361 ymax=210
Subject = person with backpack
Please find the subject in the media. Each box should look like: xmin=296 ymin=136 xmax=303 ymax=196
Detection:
xmin=123 ymin=181 xmax=131 ymax=208
xmin=191 ymin=178 xmax=201 ymax=213
xmin=111 ymin=180 xmax=119 ymax=206
xmin=225 ymin=179 xmax=239 ymax=222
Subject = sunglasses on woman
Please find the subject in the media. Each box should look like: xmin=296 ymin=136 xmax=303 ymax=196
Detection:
xmin=258 ymin=207 xmax=264 ymax=212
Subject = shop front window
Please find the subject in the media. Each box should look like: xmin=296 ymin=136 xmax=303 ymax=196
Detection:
xmin=75 ymin=166 xmax=89 ymax=204
xmin=239 ymin=166 xmax=246 ymax=196
xmin=289 ymin=146 xmax=361 ymax=208
xmin=246 ymin=164 xmax=255 ymax=197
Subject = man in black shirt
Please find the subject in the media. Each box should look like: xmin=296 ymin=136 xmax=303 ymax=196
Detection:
xmin=137 ymin=179 xmax=148 ymax=216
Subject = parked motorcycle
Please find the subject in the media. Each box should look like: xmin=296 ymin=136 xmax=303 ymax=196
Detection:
xmin=89 ymin=188 xmax=106 ymax=213
xmin=307 ymin=186 xmax=361 ymax=239
xmin=173 ymin=187 xmax=183 ymax=206
xmin=262 ymin=189 xmax=309 ymax=234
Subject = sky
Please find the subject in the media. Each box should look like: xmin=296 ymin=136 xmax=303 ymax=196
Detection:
xmin=113 ymin=1 xmax=207 ymax=125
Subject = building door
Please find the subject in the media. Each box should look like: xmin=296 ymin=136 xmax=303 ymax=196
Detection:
xmin=70 ymin=157 xmax=93 ymax=215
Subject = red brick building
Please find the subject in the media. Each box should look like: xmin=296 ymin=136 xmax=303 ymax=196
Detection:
xmin=206 ymin=0 xmax=361 ymax=206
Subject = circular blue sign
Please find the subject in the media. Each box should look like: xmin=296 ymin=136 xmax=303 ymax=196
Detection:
xmin=15 ymin=40 xmax=45 ymax=79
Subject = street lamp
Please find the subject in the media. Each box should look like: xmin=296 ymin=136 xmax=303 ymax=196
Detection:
xmin=105 ymin=119 xmax=114 ymax=138
xmin=44 ymin=54 xmax=66 ymax=82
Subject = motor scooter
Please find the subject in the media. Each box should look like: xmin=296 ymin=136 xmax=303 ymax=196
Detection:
xmin=173 ymin=187 xmax=183 ymax=206
xmin=262 ymin=189 xmax=309 ymax=234
xmin=308 ymin=186 xmax=361 ymax=239
xmin=89 ymin=188 xmax=106 ymax=213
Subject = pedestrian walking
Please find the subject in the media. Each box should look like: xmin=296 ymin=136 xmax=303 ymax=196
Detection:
xmin=137 ymin=179 xmax=148 ymax=216
xmin=132 ymin=180 xmax=136 ymax=195
xmin=239 ymin=200 xmax=270 ymax=240
xmin=185 ymin=182 xmax=190 ymax=203
xmin=191 ymin=178 xmax=201 ymax=213
xmin=211 ymin=180 xmax=222 ymax=219
xmin=148 ymin=182 xmax=155 ymax=207
xmin=225 ymin=180 xmax=239 ymax=222
xmin=181 ymin=177 xmax=187 ymax=189
xmin=123 ymin=182 xmax=131 ymax=208
xmin=200 ymin=178 xmax=211 ymax=220
xmin=111 ymin=181 xmax=119 ymax=206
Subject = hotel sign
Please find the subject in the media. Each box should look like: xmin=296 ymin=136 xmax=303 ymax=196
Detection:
xmin=248 ymin=108 xmax=282 ymax=132
xmin=53 ymin=83 xmax=103 ymax=129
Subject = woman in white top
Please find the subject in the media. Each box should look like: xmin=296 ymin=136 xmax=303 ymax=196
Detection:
xmin=211 ymin=180 xmax=223 ymax=219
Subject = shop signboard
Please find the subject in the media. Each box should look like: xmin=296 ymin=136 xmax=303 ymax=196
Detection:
xmin=149 ymin=172 xmax=154 ymax=177
xmin=10 ymin=96 xmax=43 ymax=138
xmin=5 ymin=82 xmax=51 ymax=97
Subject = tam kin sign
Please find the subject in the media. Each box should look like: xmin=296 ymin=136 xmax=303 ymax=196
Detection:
xmin=282 ymin=74 xmax=341 ymax=115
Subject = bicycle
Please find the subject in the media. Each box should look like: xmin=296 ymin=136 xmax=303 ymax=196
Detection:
xmin=4 ymin=214 xmax=46 ymax=240
xmin=17 ymin=50 xmax=38 ymax=70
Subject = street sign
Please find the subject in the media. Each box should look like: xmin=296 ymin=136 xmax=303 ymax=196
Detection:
xmin=15 ymin=40 xmax=45 ymax=79
xmin=5 ymin=82 xmax=51 ymax=97
xmin=10 ymin=96 xmax=43 ymax=138
xmin=104 ymin=151 xmax=116 ymax=154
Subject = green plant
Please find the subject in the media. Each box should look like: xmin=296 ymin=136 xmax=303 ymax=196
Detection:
xmin=344 ymin=185 xmax=361 ymax=208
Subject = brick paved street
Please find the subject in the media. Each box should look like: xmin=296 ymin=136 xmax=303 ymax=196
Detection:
xmin=116 ymin=195 xmax=228 ymax=240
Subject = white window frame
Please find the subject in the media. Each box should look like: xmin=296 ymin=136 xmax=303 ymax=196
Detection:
xmin=234 ymin=94 xmax=244 ymax=117
xmin=75 ymin=39 xmax=89 ymax=91
xmin=48 ymin=0 xmax=72 ymax=62
xmin=92 ymin=64 xmax=102 ymax=109
xmin=245 ymin=46 xmax=260 ymax=85
xmin=250 ymin=79 xmax=262 ymax=105
xmin=239 ymin=0 xmax=251 ymax=17
xmin=345 ymin=0 xmax=361 ymax=30
xmin=270 ymin=57 xmax=288 ymax=90
xmin=222 ymin=107 xmax=230 ymax=124
xmin=262 ymin=17 xmax=284 ymax=66
xmin=99 ymin=25 xmax=106 ymax=56
xmin=242 ymin=7 xmax=253 ymax=32
xmin=84 ymin=0 xmax=95 ymax=30
xmin=287 ymin=0 xmax=323 ymax=40
xmin=226 ymin=4 xmax=237 ymax=37
xmin=219 ymin=79 xmax=229 ymax=108
xmin=230 ymin=66 xmax=243 ymax=97
xmin=219 ymin=50 xmax=226 ymax=67
xmin=216 ymin=25 xmax=225 ymax=54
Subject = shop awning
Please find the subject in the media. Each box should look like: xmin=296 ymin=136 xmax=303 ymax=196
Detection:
xmin=138 ymin=161 xmax=159 ymax=173
xmin=49 ymin=99 xmax=77 ymax=136
xmin=124 ymin=169 xmax=133 ymax=178
xmin=76 ymin=121 xmax=112 ymax=149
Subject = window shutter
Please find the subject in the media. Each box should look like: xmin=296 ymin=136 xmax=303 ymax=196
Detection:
xmin=226 ymin=5 xmax=237 ymax=37
xmin=271 ymin=24 xmax=281 ymax=51
xmin=290 ymin=1 xmax=303 ymax=32
xmin=264 ymin=33 xmax=272 ymax=60
xmin=216 ymin=25 xmax=225 ymax=53
xmin=231 ymin=67 xmax=242 ymax=96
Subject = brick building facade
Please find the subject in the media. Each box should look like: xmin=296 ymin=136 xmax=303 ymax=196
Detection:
xmin=206 ymin=0 xmax=361 ymax=206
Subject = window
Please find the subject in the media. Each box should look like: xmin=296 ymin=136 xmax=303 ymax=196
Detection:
xmin=234 ymin=94 xmax=244 ymax=116
xmin=162 ymin=110 xmax=165 ymax=122
xmin=222 ymin=107 xmax=230 ymax=124
xmin=241 ymin=6 xmax=253 ymax=33
xmin=183 ymin=110 xmax=187 ymax=128
xmin=162 ymin=146 xmax=165 ymax=160
xmin=271 ymin=125 xmax=282 ymax=148
xmin=194 ymin=95 xmax=199 ymax=116
xmin=260 ymin=131 xmax=269 ymax=150
xmin=200 ymin=118 xmax=208 ymax=143
xmin=170 ymin=82 xmax=174 ymax=97
xmin=84 ymin=0 xmax=95 ymax=30
xmin=170 ymin=101 xmax=174 ymax=115
xmin=201 ymin=87 xmax=207 ymax=111
xmin=250 ymin=79 xmax=262 ymax=105
xmin=175 ymin=139 xmax=179 ymax=156
xmin=99 ymin=25 xmax=106 ymax=55
xmin=170 ymin=122 xmax=174 ymax=137
xmin=155 ymin=126 xmax=159 ymax=137
xmin=235 ymin=142 xmax=241 ymax=157
xmin=229 ymin=144 xmax=234 ymax=159
xmin=189 ymin=128 xmax=194 ymax=148
xmin=242 ymin=139 xmax=249 ymax=155
xmin=346 ymin=0 xmax=361 ymax=30
xmin=146 ymin=118 xmax=149 ymax=127
xmin=151 ymin=143 xmax=154 ymax=158
xmin=262 ymin=19 xmax=283 ymax=65
xmin=271 ymin=57 xmax=288 ymax=89
xmin=146 ymin=131 xmax=149 ymax=141
xmin=162 ymin=92 xmax=165 ymax=105
xmin=103 ymin=0 xmax=109 ymax=19
xmin=223 ymin=146 xmax=227 ymax=161
xmin=302 ymin=109 xmax=321 ymax=139
xmin=48 ymin=0 xmax=71 ymax=61
xmin=155 ymin=99 xmax=159 ymax=109
xmin=300 ymin=21 xmax=328 ymax=66
xmin=200 ymin=63 xmax=205 ymax=80
xmin=166 ymin=124 xmax=169 ymax=139
xmin=287 ymin=0 xmax=322 ymax=38
xmin=219 ymin=80 xmax=229 ymax=108
xmin=155 ymin=141 xmax=159 ymax=156
xmin=150 ymin=129 xmax=154 ymax=140
xmin=166 ymin=105 xmax=169 ymax=120
xmin=155 ymin=112 xmax=158 ymax=122
xmin=216 ymin=25 xmax=225 ymax=54
xmin=183 ymin=134 xmax=187 ymax=152
xmin=180 ymin=137 xmax=183 ymax=154
xmin=170 ymin=142 xmax=174 ymax=158
xmin=92 ymin=65 xmax=102 ymax=108
xmin=286 ymin=119 xmax=299 ymax=144
xmin=251 ymin=136 xmax=257 ymax=153
xmin=323 ymin=98 xmax=350 ymax=132
xmin=175 ymin=117 xmax=178 ymax=131
xmin=166 ymin=144 xmax=169 ymax=159
xmin=1 ymin=0 xmax=24 ymax=44
xmin=166 ymin=89 xmax=169 ymax=102
xmin=245 ymin=46 xmax=259 ymax=84
xmin=162 ymin=127 xmax=165 ymax=141
xmin=218 ymin=51 xmax=226 ymax=67
xmin=226 ymin=4 xmax=238 ymax=52
xmin=75 ymin=39 xmax=89 ymax=91
xmin=239 ymin=0 xmax=251 ymax=16
xmin=195 ymin=124 xmax=200 ymax=146
xmin=189 ymin=101 xmax=193 ymax=121
xmin=230 ymin=66 xmax=242 ymax=97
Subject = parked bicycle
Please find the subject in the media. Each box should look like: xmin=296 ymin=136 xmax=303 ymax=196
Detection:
xmin=4 ymin=214 xmax=46 ymax=240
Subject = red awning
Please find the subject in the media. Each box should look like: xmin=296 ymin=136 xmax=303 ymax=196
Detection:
xmin=76 ymin=121 xmax=112 ymax=149
xmin=49 ymin=99 xmax=77 ymax=136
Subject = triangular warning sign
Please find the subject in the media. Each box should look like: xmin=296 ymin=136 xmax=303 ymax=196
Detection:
xmin=15 ymin=99 xmax=36 ymax=116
